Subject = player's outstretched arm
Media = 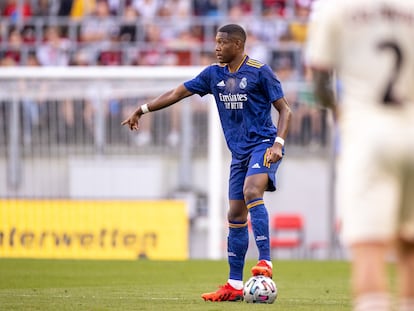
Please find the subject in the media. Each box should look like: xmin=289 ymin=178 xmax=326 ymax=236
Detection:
xmin=121 ymin=84 xmax=193 ymax=131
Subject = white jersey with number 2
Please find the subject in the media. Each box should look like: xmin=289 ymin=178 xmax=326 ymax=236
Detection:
xmin=307 ymin=0 xmax=414 ymax=115
xmin=306 ymin=0 xmax=414 ymax=244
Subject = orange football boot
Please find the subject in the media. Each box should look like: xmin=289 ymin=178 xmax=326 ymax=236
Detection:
xmin=201 ymin=283 xmax=243 ymax=302
xmin=251 ymin=260 xmax=273 ymax=278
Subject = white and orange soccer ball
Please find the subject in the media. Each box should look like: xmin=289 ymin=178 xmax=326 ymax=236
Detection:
xmin=243 ymin=275 xmax=277 ymax=304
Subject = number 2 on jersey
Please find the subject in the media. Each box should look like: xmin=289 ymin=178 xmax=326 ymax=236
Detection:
xmin=377 ymin=41 xmax=402 ymax=105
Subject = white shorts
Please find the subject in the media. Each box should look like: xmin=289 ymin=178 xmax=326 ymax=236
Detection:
xmin=337 ymin=113 xmax=414 ymax=246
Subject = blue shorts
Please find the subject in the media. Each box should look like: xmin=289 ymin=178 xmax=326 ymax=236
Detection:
xmin=228 ymin=143 xmax=283 ymax=200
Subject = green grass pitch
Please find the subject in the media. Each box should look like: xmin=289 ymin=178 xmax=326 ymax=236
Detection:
xmin=0 ymin=259 xmax=352 ymax=310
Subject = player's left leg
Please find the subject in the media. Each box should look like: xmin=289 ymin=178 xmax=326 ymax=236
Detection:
xmin=338 ymin=131 xmax=400 ymax=310
xmin=350 ymin=242 xmax=392 ymax=311
xmin=244 ymin=173 xmax=273 ymax=278
xmin=244 ymin=146 xmax=282 ymax=278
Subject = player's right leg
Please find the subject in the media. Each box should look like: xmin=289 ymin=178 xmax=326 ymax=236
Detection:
xmin=201 ymin=217 xmax=248 ymax=302
xmin=396 ymin=239 xmax=414 ymax=311
xmin=202 ymin=165 xmax=249 ymax=302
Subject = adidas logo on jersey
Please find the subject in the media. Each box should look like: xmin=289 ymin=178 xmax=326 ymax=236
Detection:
xmin=252 ymin=163 xmax=261 ymax=169
xmin=217 ymin=80 xmax=225 ymax=87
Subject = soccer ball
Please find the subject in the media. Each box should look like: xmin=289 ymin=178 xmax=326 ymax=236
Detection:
xmin=243 ymin=275 xmax=277 ymax=304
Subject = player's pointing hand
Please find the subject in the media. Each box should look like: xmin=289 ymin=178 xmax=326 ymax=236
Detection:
xmin=121 ymin=112 xmax=140 ymax=131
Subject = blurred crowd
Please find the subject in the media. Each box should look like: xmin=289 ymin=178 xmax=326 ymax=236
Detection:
xmin=0 ymin=0 xmax=327 ymax=149
xmin=0 ymin=0 xmax=312 ymax=67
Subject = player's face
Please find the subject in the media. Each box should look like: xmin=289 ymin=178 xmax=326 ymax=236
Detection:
xmin=215 ymin=32 xmax=238 ymax=64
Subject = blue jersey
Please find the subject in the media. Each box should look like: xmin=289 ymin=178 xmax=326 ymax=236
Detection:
xmin=184 ymin=55 xmax=284 ymax=158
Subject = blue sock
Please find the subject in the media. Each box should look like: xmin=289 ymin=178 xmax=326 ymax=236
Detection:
xmin=247 ymin=198 xmax=271 ymax=261
xmin=227 ymin=221 xmax=249 ymax=281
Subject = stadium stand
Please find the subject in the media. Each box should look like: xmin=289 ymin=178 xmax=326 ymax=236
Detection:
xmin=0 ymin=0 xmax=326 ymax=150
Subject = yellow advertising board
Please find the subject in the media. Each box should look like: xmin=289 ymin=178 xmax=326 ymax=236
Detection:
xmin=0 ymin=200 xmax=188 ymax=260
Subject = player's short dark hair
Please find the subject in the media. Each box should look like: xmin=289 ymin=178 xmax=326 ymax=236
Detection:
xmin=218 ymin=24 xmax=246 ymax=43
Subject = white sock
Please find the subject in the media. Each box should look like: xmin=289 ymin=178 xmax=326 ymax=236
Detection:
xmin=354 ymin=292 xmax=391 ymax=311
xmin=398 ymin=298 xmax=414 ymax=311
xmin=228 ymin=279 xmax=243 ymax=290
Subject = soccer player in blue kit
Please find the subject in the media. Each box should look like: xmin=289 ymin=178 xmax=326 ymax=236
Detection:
xmin=122 ymin=24 xmax=292 ymax=302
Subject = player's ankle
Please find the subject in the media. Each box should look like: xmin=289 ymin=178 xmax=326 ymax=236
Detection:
xmin=227 ymin=279 xmax=243 ymax=290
